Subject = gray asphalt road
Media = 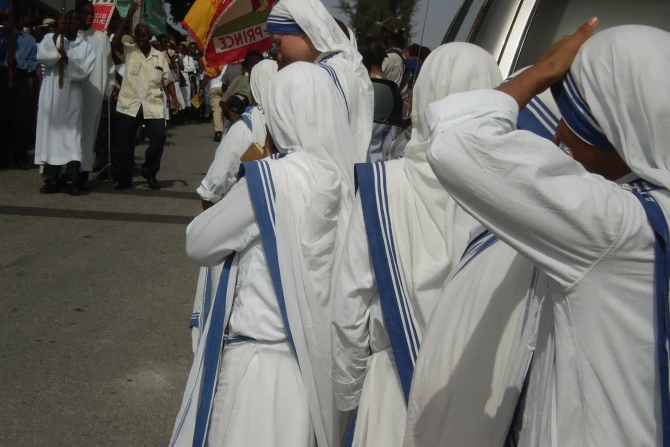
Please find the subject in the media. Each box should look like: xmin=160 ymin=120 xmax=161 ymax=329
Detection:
xmin=0 ymin=122 xmax=218 ymax=447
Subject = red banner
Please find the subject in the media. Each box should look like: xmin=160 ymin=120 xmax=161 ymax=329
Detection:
xmin=92 ymin=1 xmax=116 ymax=32
xmin=182 ymin=0 xmax=275 ymax=77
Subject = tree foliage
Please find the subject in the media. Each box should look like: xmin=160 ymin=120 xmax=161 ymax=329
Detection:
xmin=164 ymin=0 xmax=193 ymax=24
xmin=337 ymin=0 xmax=419 ymax=41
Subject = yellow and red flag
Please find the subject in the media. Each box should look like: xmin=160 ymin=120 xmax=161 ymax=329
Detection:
xmin=182 ymin=0 xmax=276 ymax=77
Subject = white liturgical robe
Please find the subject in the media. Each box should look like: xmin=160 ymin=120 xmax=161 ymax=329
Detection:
xmin=35 ymin=35 xmax=95 ymax=168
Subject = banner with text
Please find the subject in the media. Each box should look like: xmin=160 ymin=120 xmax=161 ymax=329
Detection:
xmin=182 ymin=0 xmax=275 ymax=76
xmin=92 ymin=0 xmax=116 ymax=32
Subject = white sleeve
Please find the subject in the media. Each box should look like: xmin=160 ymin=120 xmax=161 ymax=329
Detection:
xmin=67 ymin=41 xmax=95 ymax=82
xmin=114 ymin=41 xmax=135 ymax=63
xmin=331 ymin=195 xmax=377 ymax=411
xmin=186 ymin=177 xmax=259 ymax=266
xmin=426 ymin=89 xmax=639 ymax=290
xmin=197 ymin=122 xmax=253 ymax=203
xmin=184 ymin=56 xmax=196 ymax=74
xmin=37 ymin=35 xmax=61 ymax=67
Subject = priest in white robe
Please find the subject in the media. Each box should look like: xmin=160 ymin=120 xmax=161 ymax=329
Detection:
xmin=76 ymin=0 xmax=115 ymax=185
xmin=330 ymin=43 xmax=502 ymax=447
xmin=35 ymin=11 xmax=95 ymax=196
xmin=266 ymin=0 xmax=374 ymax=161
xmin=171 ymin=62 xmax=362 ymax=447
xmin=190 ymin=59 xmax=278 ymax=353
xmin=425 ymin=20 xmax=670 ymax=446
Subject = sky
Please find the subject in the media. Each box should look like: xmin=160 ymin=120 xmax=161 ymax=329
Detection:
xmin=321 ymin=0 xmax=463 ymax=49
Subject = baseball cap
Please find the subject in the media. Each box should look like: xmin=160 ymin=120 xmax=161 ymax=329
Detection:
xmin=41 ymin=17 xmax=56 ymax=27
xmin=377 ymin=17 xmax=405 ymax=35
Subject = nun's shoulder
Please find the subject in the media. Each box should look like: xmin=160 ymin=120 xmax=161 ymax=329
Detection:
xmin=272 ymin=61 xmax=333 ymax=87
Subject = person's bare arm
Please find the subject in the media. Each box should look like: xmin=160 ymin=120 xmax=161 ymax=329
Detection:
xmin=496 ymin=17 xmax=598 ymax=110
xmin=111 ymin=1 xmax=139 ymax=55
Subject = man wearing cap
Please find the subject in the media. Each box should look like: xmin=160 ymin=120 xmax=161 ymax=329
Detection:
xmin=378 ymin=17 xmax=406 ymax=89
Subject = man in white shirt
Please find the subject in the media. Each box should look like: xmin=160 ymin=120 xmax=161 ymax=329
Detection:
xmin=111 ymin=4 xmax=178 ymax=190
xmin=178 ymin=42 xmax=194 ymax=115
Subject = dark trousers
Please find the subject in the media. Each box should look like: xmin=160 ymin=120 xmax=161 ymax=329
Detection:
xmin=115 ymin=107 xmax=166 ymax=184
xmin=94 ymin=99 xmax=118 ymax=167
xmin=0 ymin=68 xmax=33 ymax=167
xmin=43 ymin=161 xmax=80 ymax=185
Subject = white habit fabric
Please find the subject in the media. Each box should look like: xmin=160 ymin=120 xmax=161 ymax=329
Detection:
xmin=268 ymin=0 xmax=374 ymax=162
xmin=174 ymin=61 xmax=361 ymax=447
xmin=330 ymin=43 xmax=503 ymax=447
xmin=424 ymin=26 xmax=670 ymax=447
xmin=35 ymin=35 xmax=95 ymax=168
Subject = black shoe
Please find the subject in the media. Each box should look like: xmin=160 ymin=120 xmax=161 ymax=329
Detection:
xmin=213 ymin=131 xmax=223 ymax=142
xmin=65 ymin=183 xmax=81 ymax=196
xmin=145 ymin=176 xmax=160 ymax=190
xmin=114 ymin=181 xmax=132 ymax=190
xmin=39 ymin=182 xmax=59 ymax=194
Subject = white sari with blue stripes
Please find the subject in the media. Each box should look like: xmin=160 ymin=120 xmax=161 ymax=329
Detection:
xmin=331 ymin=44 xmax=505 ymax=447
xmin=404 ymin=90 xmax=561 ymax=447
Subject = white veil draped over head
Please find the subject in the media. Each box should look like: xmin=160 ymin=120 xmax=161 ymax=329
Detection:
xmin=264 ymin=61 xmax=362 ymax=447
xmin=552 ymin=25 xmax=670 ymax=190
xmin=388 ymin=42 xmax=503 ymax=321
xmin=250 ymin=59 xmax=277 ymax=114
xmin=267 ymin=0 xmax=374 ymax=161
xmin=248 ymin=59 xmax=278 ymax=143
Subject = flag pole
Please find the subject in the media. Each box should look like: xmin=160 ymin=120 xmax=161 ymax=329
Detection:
xmin=58 ymin=0 xmax=65 ymax=88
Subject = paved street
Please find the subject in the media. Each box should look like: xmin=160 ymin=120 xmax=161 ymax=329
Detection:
xmin=0 ymin=123 xmax=218 ymax=446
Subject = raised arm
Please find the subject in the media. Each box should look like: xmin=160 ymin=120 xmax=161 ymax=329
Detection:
xmin=197 ymin=121 xmax=253 ymax=204
xmin=111 ymin=1 xmax=139 ymax=56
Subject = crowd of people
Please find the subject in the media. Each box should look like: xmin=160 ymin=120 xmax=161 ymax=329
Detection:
xmin=5 ymin=0 xmax=670 ymax=445
xmin=170 ymin=0 xmax=670 ymax=446
xmin=0 ymin=2 xmax=228 ymax=194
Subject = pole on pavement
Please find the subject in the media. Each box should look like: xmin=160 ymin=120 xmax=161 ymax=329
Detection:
xmin=58 ymin=0 xmax=66 ymax=88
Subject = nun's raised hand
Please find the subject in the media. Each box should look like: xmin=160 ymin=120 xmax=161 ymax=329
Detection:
xmin=536 ymin=17 xmax=599 ymax=86
xmin=496 ymin=17 xmax=598 ymax=110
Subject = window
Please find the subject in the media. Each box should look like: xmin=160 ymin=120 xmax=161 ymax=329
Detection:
xmin=515 ymin=0 xmax=670 ymax=70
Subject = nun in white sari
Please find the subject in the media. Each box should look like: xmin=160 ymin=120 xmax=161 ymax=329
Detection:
xmin=171 ymin=61 xmax=361 ymax=447
xmin=330 ymin=43 xmax=502 ymax=447
xmin=403 ymin=84 xmax=561 ymax=447
xmin=189 ymin=60 xmax=278 ymax=353
xmin=424 ymin=25 xmax=670 ymax=446
xmin=266 ymin=0 xmax=374 ymax=161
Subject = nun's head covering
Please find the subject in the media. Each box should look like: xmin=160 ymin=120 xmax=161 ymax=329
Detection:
xmin=266 ymin=61 xmax=358 ymax=189
xmin=507 ymin=67 xmax=562 ymax=141
xmin=551 ymin=25 xmax=670 ymax=189
xmin=266 ymin=0 xmax=368 ymax=94
xmin=412 ymin=43 xmax=502 ymax=160
xmin=250 ymin=59 xmax=278 ymax=112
